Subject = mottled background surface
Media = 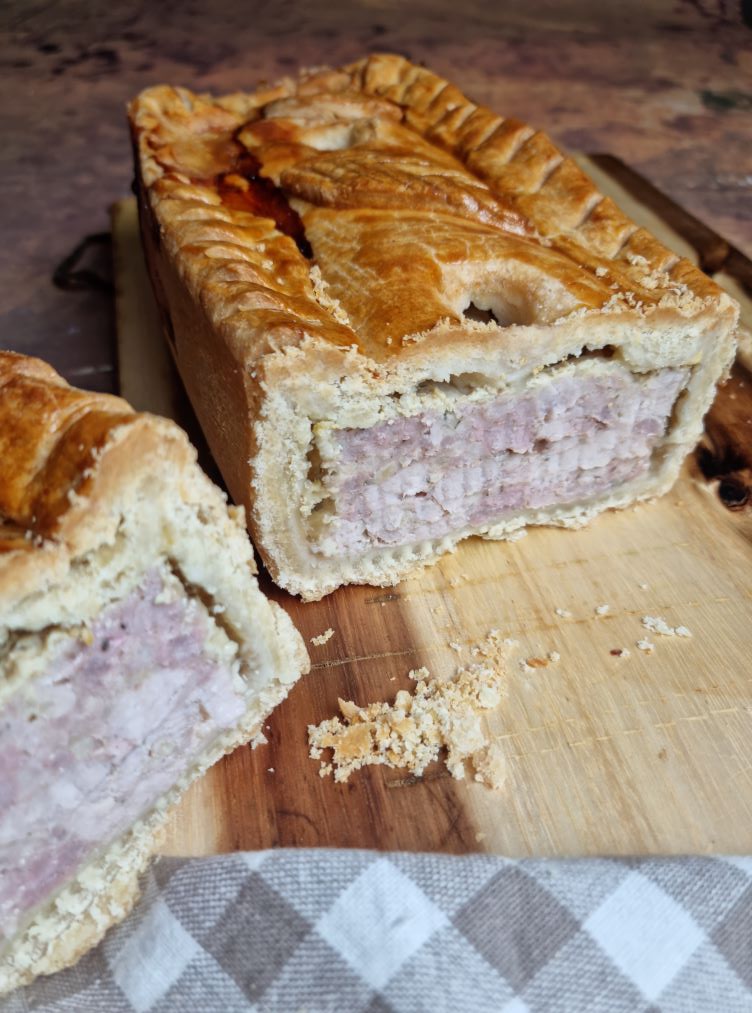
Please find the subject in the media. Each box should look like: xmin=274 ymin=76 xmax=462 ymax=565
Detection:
xmin=1 ymin=0 xmax=750 ymax=391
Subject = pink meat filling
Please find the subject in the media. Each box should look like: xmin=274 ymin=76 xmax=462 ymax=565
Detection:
xmin=317 ymin=366 xmax=688 ymax=554
xmin=0 ymin=569 xmax=247 ymax=945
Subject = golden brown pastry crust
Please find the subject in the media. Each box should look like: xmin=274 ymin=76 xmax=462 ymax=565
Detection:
xmin=0 ymin=352 xmax=308 ymax=992
xmin=130 ymin=54 xmax=726 ymax=358
xmin=1 ymin=353 xmax=145 ymax=556
xmin=129 ymin=54 xmax=738 ymax=599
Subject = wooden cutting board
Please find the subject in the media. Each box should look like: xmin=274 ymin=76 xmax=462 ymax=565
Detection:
xmin=112 ymin=157 xmax=752 ymax=858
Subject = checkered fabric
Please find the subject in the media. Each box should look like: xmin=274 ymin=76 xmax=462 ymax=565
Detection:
xmin=4 ymin=851 xmax=752 ymax=1012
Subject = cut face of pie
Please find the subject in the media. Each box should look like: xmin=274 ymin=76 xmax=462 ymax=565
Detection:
xmin=130 ymin=54 xmax=738 ymax=599
xmin=309 ymin=361 xmax=688 ymax=557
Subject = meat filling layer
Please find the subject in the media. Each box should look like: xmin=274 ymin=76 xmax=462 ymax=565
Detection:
xmin=311 ymin=363 xmax=688 ymax=556
xmin=0 ymin=567 xmax=247 ymax=946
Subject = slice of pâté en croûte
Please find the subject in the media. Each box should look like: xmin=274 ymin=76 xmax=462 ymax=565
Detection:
xmin=0 ymin=352 xmax=308 ymax=993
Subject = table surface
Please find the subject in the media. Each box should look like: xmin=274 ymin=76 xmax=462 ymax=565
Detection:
xmin=2 ymin=0 xmax=751 ymax=391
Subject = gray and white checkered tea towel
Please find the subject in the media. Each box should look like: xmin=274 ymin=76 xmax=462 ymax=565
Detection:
xmin=4 ymin=850 xmax=752 ymax=1012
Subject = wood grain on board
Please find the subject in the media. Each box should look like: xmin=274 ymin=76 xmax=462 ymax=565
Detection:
xmin=112 ymin=157 xmax=752 ymax=859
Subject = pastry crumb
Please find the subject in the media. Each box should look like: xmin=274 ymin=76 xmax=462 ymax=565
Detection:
xmin=555 ymin=608 xmax=572 ymax=619
xmin=548 ymin=650 xmax=561 ymax=663
xmin=636 ymin=639 xmax=655 ymax=653
xmin=595 ymin=604 xmax=611 ymax=616
xmin=638 ymin=582 xmax=649 ymax=590
xmin=267 ymin=767 xmax=275 ymax=774
xmin=448 ymin=641 xmax=462 ymax=653
xmin=641 ymin=615 xmax=673 ymax=636
xmin=311 ymin=628 xmax=335 ymax=646
xmin=308 ymin=634 xmax=508 ymax=789
xmin=472 ymin=741 xmax=506 ymax=790
xmin=409 ymin=666 xmax=430 ymax=681
xmin=610 ymin=647 xmax=630 ymax=658
xmin=641 ymin=615 xmax=691 ymax=638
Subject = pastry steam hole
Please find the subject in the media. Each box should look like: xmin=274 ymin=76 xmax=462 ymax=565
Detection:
xmin=463 ymin=302 xmax=497 ymax=324
xmin=460 ymin=288 xmax=537 ymax=327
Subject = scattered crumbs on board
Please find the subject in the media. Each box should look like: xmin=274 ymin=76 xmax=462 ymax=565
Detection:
xmin=522 ymin=656 xmax=549 ymax=670
xmin=311 ymin=628 xmax=335 ymax=646
xmin=520 ymin=649 xmax=560 ymax=672
xmin=641 ymin=616 xmax=692 ymax=638
xmin=308 ymin=631 xmax=508 ymax=789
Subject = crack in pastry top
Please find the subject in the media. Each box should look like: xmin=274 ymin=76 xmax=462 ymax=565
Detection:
xmin=130 ymin=55 xmax=727 ymax=363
